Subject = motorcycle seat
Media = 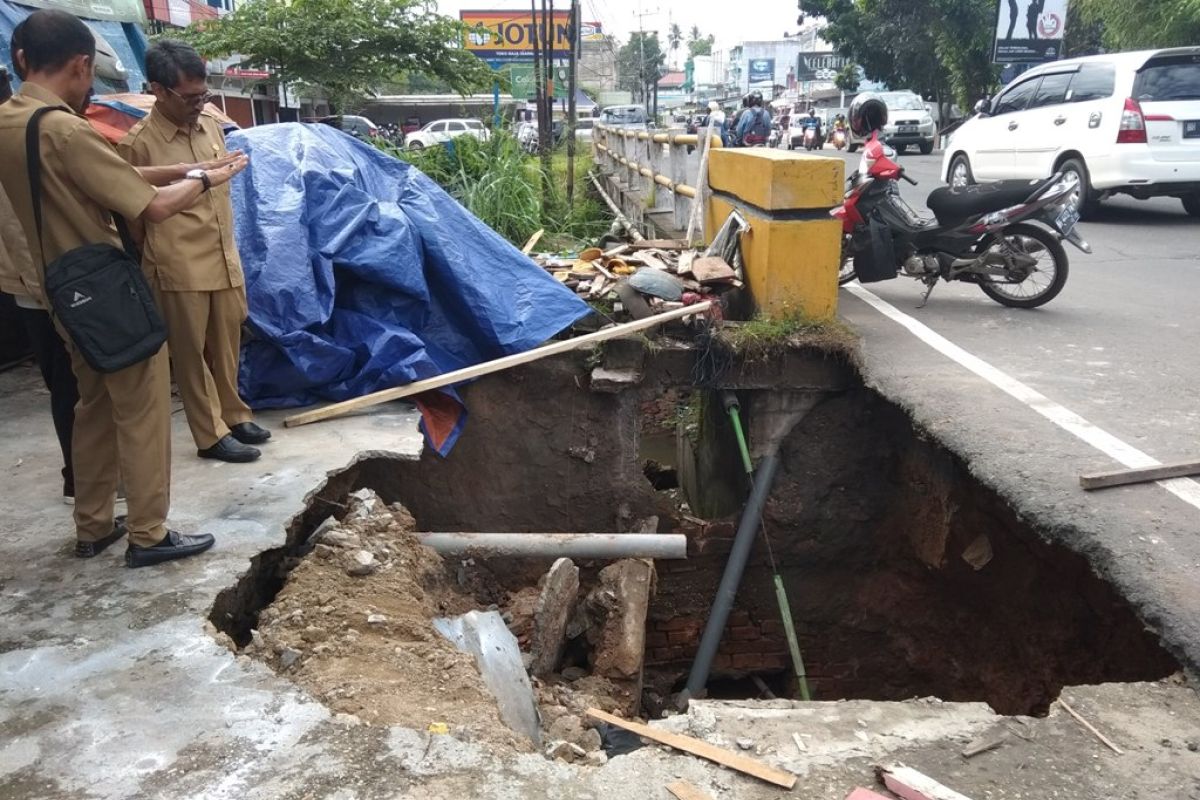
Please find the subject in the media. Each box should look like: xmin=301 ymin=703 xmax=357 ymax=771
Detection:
xmin=926 ymin=178 xmax=1055 ymax=227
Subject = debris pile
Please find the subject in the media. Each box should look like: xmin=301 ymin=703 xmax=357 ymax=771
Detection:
xmin=531 ymin=235 xmax=743 ymax=321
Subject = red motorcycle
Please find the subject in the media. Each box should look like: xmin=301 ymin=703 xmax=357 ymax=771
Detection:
xmin=833 ymin=94 xmax=1090 ymax=308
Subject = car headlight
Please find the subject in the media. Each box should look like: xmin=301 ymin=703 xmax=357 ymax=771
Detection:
xmin=921 ymin=115 xmax=933 ymax=126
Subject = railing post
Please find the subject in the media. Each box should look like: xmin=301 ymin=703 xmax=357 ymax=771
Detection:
xmin=670 ymin=129 xmax=690 ymax=232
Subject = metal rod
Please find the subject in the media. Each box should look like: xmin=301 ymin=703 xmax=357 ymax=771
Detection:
xmin=588 ymin=171 xmax=646 ymax=241
xmin=416 ymin=532 xmax=687 ymax=560
xmin=773 ymin=573 xmax=811 ymax=700
xmin=684 ymin=451 xmax=781 ymax=699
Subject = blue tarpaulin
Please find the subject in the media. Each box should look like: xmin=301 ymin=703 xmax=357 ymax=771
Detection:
xmin=225 ymin=123 xmax=592 ymax=455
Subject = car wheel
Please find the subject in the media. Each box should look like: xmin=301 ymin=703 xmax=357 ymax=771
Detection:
xmin=1058 ymin=157 xmax=1099 ymax=219
xmin=408 ymin=141 xmax=425 ymax=150
xmin=1183 ymin=194 xmax=1200 ymax=217
xmin=948 ymin=154 xmax=974 ymax=188
xmin=894 ymin=143 xmax=908 ymax=155
xmin=919 ymin=140 xmax=934 ymax=155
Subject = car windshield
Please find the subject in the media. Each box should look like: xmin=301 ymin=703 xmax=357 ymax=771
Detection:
xmin=1135 ymin=56 xmax=1200 ymax=101
xmin=883 ymin=95 xmax=925 ymax=111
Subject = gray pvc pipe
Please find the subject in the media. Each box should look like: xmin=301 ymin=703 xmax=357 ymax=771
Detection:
xmin=416 ymin=532 xmax=687 ymax=560
xmin=684 ymin=451 xmax=781 ymax=699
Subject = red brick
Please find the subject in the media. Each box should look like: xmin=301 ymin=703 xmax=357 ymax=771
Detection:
xmin=661 ymin=616 xmax=700 ymax=631
xmin=667 ymin=630 xmax=696 ymax=645
xmin=760 ymin=619 xmax=785 ymax=635
xmin=726 ymin=611 xmax=751 ymax=627
xmin=645 ymin=632 xmax=668 ymax=647
xmin=731 ymin=654 xmax=765 ymax=670
xmin=758 ymin=654 xmax=788 ymax=670
xmin=726 ymin=626 xmax=761 ymax=641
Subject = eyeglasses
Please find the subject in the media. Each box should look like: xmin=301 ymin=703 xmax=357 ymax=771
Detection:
xmin=167 ymin=86 xmax=213 ymax=106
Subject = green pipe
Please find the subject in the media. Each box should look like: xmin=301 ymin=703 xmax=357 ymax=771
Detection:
xmin=722 ymin=392 xmax=813 ymax=702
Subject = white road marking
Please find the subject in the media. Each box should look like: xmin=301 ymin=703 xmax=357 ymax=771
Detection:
xmin=845 ymin=283 xmax=1200 ymax=511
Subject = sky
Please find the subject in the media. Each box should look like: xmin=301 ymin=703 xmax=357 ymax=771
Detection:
xmin=435 ymin=0 xmax=805 ymax=52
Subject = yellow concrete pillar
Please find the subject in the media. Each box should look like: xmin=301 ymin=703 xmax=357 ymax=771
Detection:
xmin=705 ymin=148 xmax=845 ymax=321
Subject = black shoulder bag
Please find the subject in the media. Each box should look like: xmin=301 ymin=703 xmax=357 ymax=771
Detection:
xmin=25 ymin=105 xmax=167 ymax=373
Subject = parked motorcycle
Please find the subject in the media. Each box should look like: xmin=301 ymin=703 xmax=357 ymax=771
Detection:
xmin=831 ymin=128 xmax=847 ymax=150
xmin=833 ymin=121 xmax=1090 ymax=308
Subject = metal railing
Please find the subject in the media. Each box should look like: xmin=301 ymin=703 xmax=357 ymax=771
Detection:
xmin=592 ymin=123 xmax=723 ymax=233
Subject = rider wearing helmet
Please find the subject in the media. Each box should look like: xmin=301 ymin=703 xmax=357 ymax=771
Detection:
xmin=736 ymin=91 xmax=772 ymax=147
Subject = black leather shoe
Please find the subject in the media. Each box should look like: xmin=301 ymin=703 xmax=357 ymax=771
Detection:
xmin=125 ymin=529 xmax=215 ymax=568
xmin=198 ymin=434 xmax=261 ymax=463
xmin=230 ymin=421 xmax=272 ymax=445
xmin=75 ymin=515 xmax=128 ymax=558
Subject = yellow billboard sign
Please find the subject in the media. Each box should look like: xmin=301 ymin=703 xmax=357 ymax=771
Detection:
xmin=461 ymin=10 xmax=576 ymax=61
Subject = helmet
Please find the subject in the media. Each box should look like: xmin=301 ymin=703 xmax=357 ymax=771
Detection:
xmin=807 ymin=107 xmax=816 ymax=115
xmin=749 ymin=91 xmax=763 ymax=107
xmin=849 ymin=92 xmax=888 ymax=137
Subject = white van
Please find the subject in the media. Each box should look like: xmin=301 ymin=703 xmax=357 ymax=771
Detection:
xmin=942 ymin=48 xmax=1200 ymax=217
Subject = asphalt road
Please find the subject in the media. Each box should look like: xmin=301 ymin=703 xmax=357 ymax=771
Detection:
xmin=822 ymin=147 xmax=1200 ymax=676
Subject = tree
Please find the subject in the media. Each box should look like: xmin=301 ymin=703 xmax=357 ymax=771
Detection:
xmin=687 ymin=35 xmax=715 ymax=59
xmin=668 ymin=22 xmax=683 ymax=68
xmin=835 ymin=62 xmax=860 ymax=93
xmin=617 ymin=31 xmax=665 ymax=104
xmin=1076 ymin=0 xmax=1200 ymax=50
xmin=178 ymin=0 xmax=495 ymax=111
xmin=803 ymin=0 xmax=998 ymax=113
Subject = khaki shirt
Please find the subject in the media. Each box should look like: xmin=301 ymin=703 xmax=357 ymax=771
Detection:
xmin=0 ymin=181 xmax=38 ymax=302
xmin=119 ymin=107 xmax=243 ymax=292
xmin=0 ymin=83 xmax=156 ymax=292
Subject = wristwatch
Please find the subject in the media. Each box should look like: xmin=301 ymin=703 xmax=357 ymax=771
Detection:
xmin=185 ymin=168 xmax=211 ymax=192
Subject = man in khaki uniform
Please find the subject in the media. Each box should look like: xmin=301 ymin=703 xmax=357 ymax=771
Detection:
xmin=0 ymin=10 xmax=247 ymax=566
xmin=120 ymin=39 xmax=269 ymax=463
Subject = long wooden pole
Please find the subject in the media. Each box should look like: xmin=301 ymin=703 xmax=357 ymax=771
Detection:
xmin=566 ymin=0 xmax=579 ymax=205
xmin=283 ymin=301 xmax=713 ymax=428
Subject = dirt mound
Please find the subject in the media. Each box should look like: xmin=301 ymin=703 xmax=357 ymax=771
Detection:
xmin=243 ymin=491 xmax=526 ymax=749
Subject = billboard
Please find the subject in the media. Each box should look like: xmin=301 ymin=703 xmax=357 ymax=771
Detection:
xmin=993 ymin=0 xmax=1068 ymax=63
xmin=581 ymin=21 xmax=605 ymax=42
xmin=748 ymin=58 xmax=776 ymax=86
xmin=507 ymin=63 xmax=570 ymax=100
xmin=461 ymin=9 xmax=579 ymax=62
xmin=796 ymin=52 xmax=851 ymax=83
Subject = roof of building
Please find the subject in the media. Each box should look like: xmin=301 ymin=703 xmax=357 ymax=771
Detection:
xmin=657 ymin=71 xmax=687 ymax=88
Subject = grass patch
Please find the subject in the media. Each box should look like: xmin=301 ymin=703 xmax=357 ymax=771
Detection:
xmin=720 ymin=312 xmax=858 ymax=358
xmin=373 ymin=132 xmax=611 ymax=251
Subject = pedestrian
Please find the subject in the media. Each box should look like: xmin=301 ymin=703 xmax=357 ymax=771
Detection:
xmin=736 ymin=92 xmax=772 ymax=147
xmin=119 ymin=39 xmax=270 ymax=464
xmin=706 ymin=100 xmax=727 ymax=146
xmin=0 ymin=9 xmax=247 ymax=566
xmin=0 ymin=37 xmax=82 ymax=505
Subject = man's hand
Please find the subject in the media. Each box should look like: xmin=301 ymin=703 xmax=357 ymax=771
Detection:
xmin=202 ymin=154 xmax=250 ymax=188
xmin=194 ymin=150 xmax=246 ymax=173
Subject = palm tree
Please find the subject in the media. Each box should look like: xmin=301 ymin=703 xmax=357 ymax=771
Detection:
xmin=668 ymin=23 xmax=683 ymax=69
xmin=689 ymin=24 xmax=701 ymax=44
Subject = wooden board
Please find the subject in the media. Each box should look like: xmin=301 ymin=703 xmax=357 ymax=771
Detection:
xmin=283 ymin=302 xmax=713 ymax=427
xmin=630 ymin=239 xmax=688 ymax=250
xmin=666 ymin=781 xmax=715 ymax=800
xmin=521 ymin=229 xmax=544 ymax=254
xmin=585 ymin=708 xmax=796 ymax=789
xmin=1080 ymin=459 xmax=1200 ymax=490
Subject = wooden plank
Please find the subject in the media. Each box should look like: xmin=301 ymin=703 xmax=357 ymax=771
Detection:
xmin=846 ymin=789 xmax=892 ymax=800
xmin=630 ymin=239 xmax=688 ymax=250
xmin=1080 ymin=459 xmax=1200 ymax=490
xmin=666 ymin=781 xmax=714 ymax=800
xmin=960 ymin=733 xmax=1006 ymax=758
xmin=878 ymin=765 xmax=974 ymax=800
xmin=585 ymin=708 xmax=796 ymax=789
xmin=521 ymin=229 xmax=545 ymax=254
xmin=284 ymin=302 xmax=714 ymax=428
xmin=1058 ymin=698 xmax=1124 ymax=754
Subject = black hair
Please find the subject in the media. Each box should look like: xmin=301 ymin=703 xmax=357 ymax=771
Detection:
xmin=13 ymin=10 xmax=94 ymax=75
xmin=0 ymin=67 xmax=10 ymax=103
xmin=145 ymin=39 xmax=206 ymax=89
xmin=9 ymin=20 xmax=25 ymax=80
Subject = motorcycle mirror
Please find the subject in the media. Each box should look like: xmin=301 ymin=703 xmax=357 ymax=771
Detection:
xmin=974 ymin=98 xmax=990 ymax=116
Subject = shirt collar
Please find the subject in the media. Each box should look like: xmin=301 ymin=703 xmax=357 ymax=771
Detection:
xmin=149 ymin=104 xmax=197 ymax=142
xmin=18 ymin=82 xmax=79 ymax=114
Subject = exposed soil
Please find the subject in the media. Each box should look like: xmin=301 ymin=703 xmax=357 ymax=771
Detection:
xmin=228 ymin=491 xmax=524 ymax=749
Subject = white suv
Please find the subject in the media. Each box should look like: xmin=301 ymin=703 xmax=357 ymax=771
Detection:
xmin=406 ymin=118 xmax=491 ymax=150
xmin=943 ymin=48 xmax=1200 ymax=218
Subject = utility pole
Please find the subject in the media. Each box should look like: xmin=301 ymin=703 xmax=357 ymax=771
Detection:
xmin=566 ymin=0 xmax=579 ymax=205
xmin=634 ymin=4 xmax=658 ymax=113
xmin=538 ymin=0 xmax=554 ymax=205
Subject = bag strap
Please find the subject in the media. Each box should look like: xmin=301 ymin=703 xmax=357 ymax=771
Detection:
xmin=24 ymin=104 xmax=138 ymax=266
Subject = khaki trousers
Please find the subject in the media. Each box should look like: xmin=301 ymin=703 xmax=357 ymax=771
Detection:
xmin=158 ymin=287 xmax=253 ymax=450
xmin=68 ymin=343 xmax=171 ymax=548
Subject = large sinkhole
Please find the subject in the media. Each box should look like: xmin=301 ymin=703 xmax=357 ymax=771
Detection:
xmin=210 ymin=342 xmax=1179 ymax=726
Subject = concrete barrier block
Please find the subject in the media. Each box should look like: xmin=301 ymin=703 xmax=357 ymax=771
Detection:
xmin=708 ymin=148 xmax=844 ymax=211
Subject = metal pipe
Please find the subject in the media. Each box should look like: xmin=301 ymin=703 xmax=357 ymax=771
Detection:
xmin=589 ymin=171 xmax=646 ymax=241
xmin=416 ymin=532 xmax=686 ymax=560
xmin=684 ymin=452 xmax=781 ymax=699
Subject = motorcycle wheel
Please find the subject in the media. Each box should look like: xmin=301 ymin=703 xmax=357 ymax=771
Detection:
xmin=838 ymin=235 xmax=858 ymax=285
xmin=977 ymin=223 xmax=1069 ymax=309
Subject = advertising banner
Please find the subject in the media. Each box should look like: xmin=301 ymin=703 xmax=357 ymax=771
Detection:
xmin=748 ymin=58 xmax=776 ymax=86
xmin=795 ymin=52 xmax=851 ymax=82
xmin=462 ymin=9 xmax=577 ymax=62
xmin=507 ymin=63 xmax=570 ymax=100
xmin=993 ymin=0 xmax=1068 ymax=63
